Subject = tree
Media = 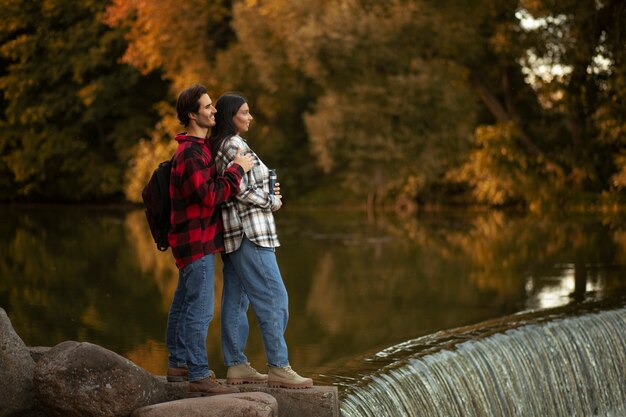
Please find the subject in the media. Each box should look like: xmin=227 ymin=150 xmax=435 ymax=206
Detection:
xmin=231 ymin=0 xmax=626 ymax=209
xmin=448 ymin=0 xmax=626 ymax=208
xmin=224 ymin=0 xmax=323 ymax=198
xmin=300 ymin=0 xmax=477 ymax=207
xmin=0 ymin=0 xmax=169 ymax=201
xmin=107 ymin=0 xmax=326 ymax=202
xmin=104 ymin=0 xmax=235 ymax=91
xmin=228 ymin=0 xmax=476 ymax=206
xmin=105 ymin=0 xmax=259 ymax=203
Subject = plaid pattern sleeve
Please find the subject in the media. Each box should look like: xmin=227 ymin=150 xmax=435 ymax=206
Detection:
xmin=215 ymin=135 xmax=280 ymax=253
xmin=168 ymin=135 xmax=244 ymax=268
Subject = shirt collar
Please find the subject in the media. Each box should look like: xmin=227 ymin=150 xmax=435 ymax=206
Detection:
xmin=175 ymin=133 xmax=206 ymax=144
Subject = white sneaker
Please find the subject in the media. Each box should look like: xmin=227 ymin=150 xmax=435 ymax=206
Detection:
xmin=268 ymin=365 xmax=313 ymax=389
xmin=226 ymin=362 xmax=268 ymax=385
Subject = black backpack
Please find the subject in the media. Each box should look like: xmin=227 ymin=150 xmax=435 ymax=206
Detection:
xmin=142 ymin=157 xmax=173 ymax=251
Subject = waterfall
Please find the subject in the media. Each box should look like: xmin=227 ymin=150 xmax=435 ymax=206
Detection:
xmin=341 ymin=307 xmax=626 ymax=417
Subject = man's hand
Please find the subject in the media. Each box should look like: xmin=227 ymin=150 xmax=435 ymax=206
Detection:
xmin=233 ymin=148 xmax=254 ymax=173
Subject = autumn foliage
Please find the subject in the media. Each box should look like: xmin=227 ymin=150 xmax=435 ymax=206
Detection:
xmin=0 ymin=0 xmax=625 ymax=210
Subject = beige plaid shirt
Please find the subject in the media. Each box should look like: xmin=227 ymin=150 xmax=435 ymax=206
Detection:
xmin=214 ymin=135 xmax=281 ymax=253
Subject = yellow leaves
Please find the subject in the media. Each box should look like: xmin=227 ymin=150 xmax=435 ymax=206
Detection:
xmin=124 ymin=102 xmax=179 ymax=203
xmin=449 ymin=120 xmax=574 ymax=211
xmin=81 ymin=305 xmax=105 ymax=332
xmin=305 ymin=93 xmax=342 ymax=173
xmin=124 ymin=210 xmax=178 ymax=312
xmin=0 ymin=33 xmax=35 ymax=63
xmin=447 ymin=123 xmax=533 ymax=205
xmin=394 ymin=174 xmax=425 ymax=214
xmin=489 ymin=23 xmax=513 ymax=54
xmin=611 ymin=152 xmax=626 ymax=190
xmin=104 ymin=0 xmax=212 ymax=89
xmin=101 ymin=0 xmax=134 ymax=26
xmin=78 ymin=83 xmax=97 ymax=107
xmin=124 ymin=137 xmax=176 ymax=203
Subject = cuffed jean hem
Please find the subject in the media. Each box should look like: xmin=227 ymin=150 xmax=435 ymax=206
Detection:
xmin=267 ymin=361 xmax=290 ymax=368
xmin=189 ymin=370 xmax=213 ymax=382
xmin=168 ymin=361 xmax=187 ymax=368
xmin=224 ymin=361 xmax=247 ymax=367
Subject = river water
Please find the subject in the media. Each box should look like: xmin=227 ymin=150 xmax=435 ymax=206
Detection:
xmin=1 ymin=205 xmax=624 ymax=406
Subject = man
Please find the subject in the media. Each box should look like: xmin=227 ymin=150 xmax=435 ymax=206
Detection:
xmin=165 ymin=83 xmax=254 ymax=397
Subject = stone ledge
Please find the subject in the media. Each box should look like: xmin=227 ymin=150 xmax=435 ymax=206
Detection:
xmin=157 ymin=377 xmax=339 ymax=417
xmin=237 ymin=385 xmax=339 ymax=417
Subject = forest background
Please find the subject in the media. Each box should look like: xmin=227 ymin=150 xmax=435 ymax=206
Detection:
xmin=0 ymin=0 xmax=625 ymax=212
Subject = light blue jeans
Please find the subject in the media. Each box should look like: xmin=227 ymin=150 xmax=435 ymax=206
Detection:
xmin=166 ymin=254 xmax=215 ymax=381
xmin=221 ymin=236 xmax=289 ymax=368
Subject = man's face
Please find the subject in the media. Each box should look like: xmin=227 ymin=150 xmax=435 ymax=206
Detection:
xmin=192 ymin=93 xmax=217 ymax=128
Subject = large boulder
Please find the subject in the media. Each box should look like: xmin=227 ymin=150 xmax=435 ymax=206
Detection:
xmin=131 ymin=393 xmax=278 ymax=417
xmin=0 ymin=307 xmax=36 ymax=417
xmin=34 ymin=341 xmax=168 ymax=417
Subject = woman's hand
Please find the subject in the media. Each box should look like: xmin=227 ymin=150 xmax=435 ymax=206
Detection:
xmin=272 ymin=182 xmax=281 ymax=196
xmin=272 ymin=182 xmax=283 ymax=211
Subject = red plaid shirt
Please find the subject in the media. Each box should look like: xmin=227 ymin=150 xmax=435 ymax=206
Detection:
xmin=168 ymin=134 xmax=244 ymax=268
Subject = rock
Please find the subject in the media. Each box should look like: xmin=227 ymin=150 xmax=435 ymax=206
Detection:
xmin=131 ymin=392 xmax=278 ymax=417
xmin=154 ymin=376 xmax=188 ymax=402
xmin=0 ymin=307 xmax=36 ymax=417
xmin=29 ymin=346 xmax=51 ymax=362
xmin=160 ymin=376 xmax=339 ymax=417
xmin=33 ymin=341 xmax=168 ymax=417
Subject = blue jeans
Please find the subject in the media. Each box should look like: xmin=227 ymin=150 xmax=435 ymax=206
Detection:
xmin=166 ymin=254 xmax=215 ymax=381
xmin=221 ymin=236 xmax=289 ymax=367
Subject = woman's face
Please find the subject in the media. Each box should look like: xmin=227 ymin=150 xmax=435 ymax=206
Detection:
xmin=233 ymin=102 xmax=253 ymax=134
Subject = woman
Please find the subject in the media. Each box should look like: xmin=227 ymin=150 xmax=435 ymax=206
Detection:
xmin=209 ymin=93 xmax=313 ymax=389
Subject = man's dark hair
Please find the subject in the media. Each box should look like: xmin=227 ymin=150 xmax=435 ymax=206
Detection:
xmin=208 ymin=93 xmax=247 ymax=156
xmin=176 ymin=84 xmax=207 ymax=126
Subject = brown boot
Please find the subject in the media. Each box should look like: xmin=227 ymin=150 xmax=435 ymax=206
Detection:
xmin=166 ymin=366 xmax=188 ymax=382
xmin=188 ymin=374 xmax=240 ymax=397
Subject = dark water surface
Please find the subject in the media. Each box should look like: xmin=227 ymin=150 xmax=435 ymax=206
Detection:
xmin=1 ymin=205 xmax=625 ymax=392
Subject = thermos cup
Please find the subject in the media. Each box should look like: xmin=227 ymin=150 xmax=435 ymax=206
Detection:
xmin=268 ymin=169 xmax=277 ymax=194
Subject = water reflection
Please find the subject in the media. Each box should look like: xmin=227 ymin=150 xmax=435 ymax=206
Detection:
xmin=0 ymin=207 xmax=167 ymax=359
xmin=0 ymin=206 xmax=624 ymax=386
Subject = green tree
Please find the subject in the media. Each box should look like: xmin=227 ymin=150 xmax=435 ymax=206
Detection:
xmin=447 ymin=0 xmax=626 ymax=208
xmin=222 ymin=1 xmax=323 ymax=198
xmin=0 ymin=0 xmax=168 ymax=201
xmin=298 ymin=0 xmax=476 ymax=206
